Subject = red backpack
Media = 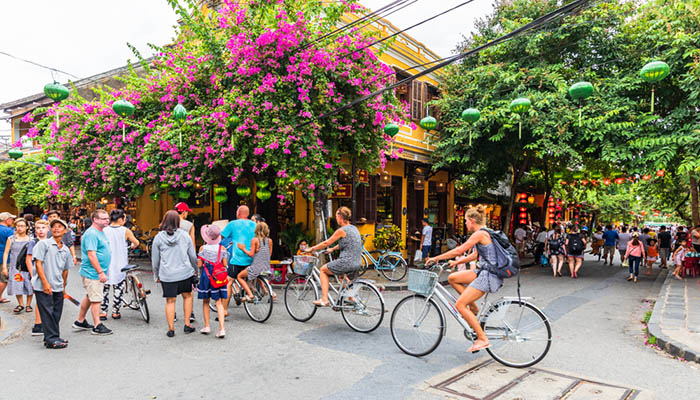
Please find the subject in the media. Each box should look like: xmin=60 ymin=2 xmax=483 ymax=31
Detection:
xmin=199 ymin=246 xmax=228 ymax=289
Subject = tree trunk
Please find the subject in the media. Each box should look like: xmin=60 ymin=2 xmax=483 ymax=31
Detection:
xmin=313 ymin=196 xmax=326 ymax=245
xmin=503 ymin=159 xmax=530 ymax=236
xmin=689 ymin=174 xmax=699 ymax=226
xmin=540 ymin=162 xmax=551 ymax=227
xmin=674 ymin=192 xmax=691 ymax=225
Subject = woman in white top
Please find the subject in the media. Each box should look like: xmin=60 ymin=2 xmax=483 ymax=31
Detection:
xmin=100 ymin=209 xmax=139 ymax=320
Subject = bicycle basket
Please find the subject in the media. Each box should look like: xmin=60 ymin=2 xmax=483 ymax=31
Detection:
xmin=293 ymin=255 xmax=318 ymax=276
xmin=407 ymin=269 xmax=438 ymax=296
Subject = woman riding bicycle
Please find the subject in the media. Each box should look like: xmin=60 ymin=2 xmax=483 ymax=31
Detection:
xmin=305 ymin=206 xmax=362 ymax=307
xmin=425 ymin=205 xmax=502 ymax=352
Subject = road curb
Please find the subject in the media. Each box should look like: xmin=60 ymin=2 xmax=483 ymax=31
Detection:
xmin=0 ymin=310 xmax=23 ymax=344
xmin=647 ymin=270 xmax=700 ymax=363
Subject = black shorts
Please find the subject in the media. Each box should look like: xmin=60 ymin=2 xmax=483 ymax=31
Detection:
xmin=693 ymin=244 xmax=700 ymax=252
xmin=227 ymin=264 xmax=248 ymax=279
xmin=161 ymin=276 xmax=194 ymax=298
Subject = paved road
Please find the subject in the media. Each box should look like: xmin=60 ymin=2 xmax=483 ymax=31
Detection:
xmin=1 ymin=255 xmax=698 ymax=399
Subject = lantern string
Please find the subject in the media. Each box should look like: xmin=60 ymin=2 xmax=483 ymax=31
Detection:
xmin=651 ymin=87 xmax=655 ymax=114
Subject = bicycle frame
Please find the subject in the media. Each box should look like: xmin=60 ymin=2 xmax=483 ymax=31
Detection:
xmin=362 ymin=248 xmax=403 ymax=270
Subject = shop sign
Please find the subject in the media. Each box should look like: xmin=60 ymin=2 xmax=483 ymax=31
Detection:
xmin=331 ymin=184 xmax=352 ymax=198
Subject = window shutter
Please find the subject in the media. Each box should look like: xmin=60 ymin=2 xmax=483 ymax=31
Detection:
xmin=411 ymin=80 xmax=423 ymax=121
xmin=421 ymin=81 xmax=428 ymax=121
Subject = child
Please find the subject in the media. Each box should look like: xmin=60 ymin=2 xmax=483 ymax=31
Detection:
xmin=296 ymin=240 xmax=308 ymax=256
xmin=646 ymin=238 xmax=658 ymax=275
xmin=238 ymin=222 xmax=273 ymax=301
xmin=197 ymin=224 xmax=228 ymax=338
xmin=28 ymin=220 xmax=50 ymax=335
xmin=32 ymin=219 xmax=73 ymax=349
xmin=672 ymin=239 xmax=690 ymax=280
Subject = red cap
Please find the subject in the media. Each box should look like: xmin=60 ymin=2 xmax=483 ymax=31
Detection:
xmin=174 ymin=202 xmax=192 ymax=213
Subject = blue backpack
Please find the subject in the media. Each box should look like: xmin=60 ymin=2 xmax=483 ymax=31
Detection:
xmin=480 ymin=228 xmax=520 ymax=279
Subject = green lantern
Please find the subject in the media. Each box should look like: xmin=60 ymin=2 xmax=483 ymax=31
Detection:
xmin=591 ymin=172 xmax=602 ymax=179
xmin=8 ymin=148 xmax=23 ymax=160
xmin=419 ymin=116 xmax=437 ymax=131
xmin=568 ymin=81 xmax=594 ymax=127
xmin=46 ymin=156 xmax=60 ymax=166
xmin=640 ymin=61 xmax=670 ymax=113
xmin=178 ymin=189 xmax=191 ymax=199
xmin=256 ymin=180 xmax=269 ymax=189
xmin=213 ymin=187 xmax=227 ymax=195
xmin=572 ymin=172 xmax=584 ymax=180
xmin=228 ymin=115 xmax=240 ymax=130
xmin=383 ymin=123 xmax=399 ymax=137
xmin=553 ymin=172 xmax=563 ymax=179
xmin=530 ymin=169 xmax=542 ymax=177
xmin=256 ymin=188 xmax=272 ymax=202
xmin=44 ymin=82 xmax=70 ymax=128
xmin=173 ymin=103 xmax=187 ymax=147
xmin=236 ymin=186 xmax=251 ymax=197
xmin=510 ymin=98 xmax=531 ymax=140
xmin=214 ymin=193 xmax=228 ymax=203
xmin=460 ymin=108 xmax=481 ymax=146
xmin=150 ymin=191 xmax=160 ymax=201
xmin=112 ymin=100 xmax=135 ymax=141
xmin=159 ymin=183 xmax=170 ymax=190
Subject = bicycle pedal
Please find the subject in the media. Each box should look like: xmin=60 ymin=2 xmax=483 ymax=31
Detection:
xmin=471 ymin=350 xmax=481 ymax=354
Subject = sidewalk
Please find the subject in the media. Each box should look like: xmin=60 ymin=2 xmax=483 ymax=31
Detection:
xmin=648 ymin=270 xmax=700 ymax=363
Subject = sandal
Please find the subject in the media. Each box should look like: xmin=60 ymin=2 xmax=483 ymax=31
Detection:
xmin=25 ymin=305 xmax=33 ymax=313
xmin=0 ymin=298 xmax=10 ymax=304
xmin=111 ymin=312 xmax=121 ymax=320
xmin=13 ymin=305 xmax=24 ymax=313
xmin=312 ymin=299 xmax=330 ymax=307
xmin=467 ymin=340 xmax=491 ymax=352
xmin=99 ymin=313 xmax=107 ymax=321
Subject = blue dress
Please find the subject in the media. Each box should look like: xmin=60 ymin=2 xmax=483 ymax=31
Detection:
xmin=470 ymin=242 xmax=504 ymax=293
xmin=197 ymin=245 xmax=228 ymax=300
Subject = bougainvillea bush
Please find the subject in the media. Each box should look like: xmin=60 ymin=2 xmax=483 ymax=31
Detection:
xmin=25 ymin=0 xmax=407 ymax=202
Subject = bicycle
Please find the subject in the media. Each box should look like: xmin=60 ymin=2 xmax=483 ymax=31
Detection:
xmin=208 ymin=270 xmax=274 ymax=323
xmin=390 ymin=262 xmax=552 ymax=368
xmin=284 ymin=254 xmax=385 ymax=333
xmin=358 ymin=234 xmax=408 ymax=281
xmin=119 ymin=264 xmax=151 ymax=323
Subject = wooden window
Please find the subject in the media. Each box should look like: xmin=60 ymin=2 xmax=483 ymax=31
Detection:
xmin=411 ymin=80 xmax=427 ymax=122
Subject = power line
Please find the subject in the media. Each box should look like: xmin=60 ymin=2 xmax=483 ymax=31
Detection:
xmin=299 ymin=0 xmax=593 ymax=127
xmin=0 ymin=50 xmax=80 ymax=80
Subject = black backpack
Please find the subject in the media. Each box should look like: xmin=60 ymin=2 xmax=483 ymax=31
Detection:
xmin=480 ymin=228 xmax=520 ymax=279
xmin=567 ymin=234 xmax=584 ymax=254
xmin=15 ymin=239 xmax=35 ymax=273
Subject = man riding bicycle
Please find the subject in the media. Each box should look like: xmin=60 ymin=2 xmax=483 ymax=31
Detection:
xmin=425 ymin=205 xmax=502 ymax=352
xmin=304 ymin=206 xmax=362 ymax=307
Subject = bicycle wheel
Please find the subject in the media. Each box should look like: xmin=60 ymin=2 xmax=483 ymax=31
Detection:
xmin=379 ymin=254 xmax=408 ymax=281
xmin=357 ymin=254 xmax=370 ymax=277
xmin=125 ymin=276 xmax=140 ymax=310
xmin=284 ymin=276 xmax=318 ymax=322
xmin=244 ymin=278 xmax=273 ymax=323
xmin=340 ymin=281 xmax=384 ymax=333
xmin=390 ymin=294 xmax=445 ymax=356
xmin=131 ymin=277 xmax=150 ymax=323
xmin=481 ymin=299 xmax=552 ymax=368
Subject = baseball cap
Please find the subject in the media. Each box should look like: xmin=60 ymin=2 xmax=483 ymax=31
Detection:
xmin=49 ymin=219 xmax=69 ymax=229
xmin=0 ymin=212 xmax=17 ymax=220
xmin=174 ymin=202 xmax=193 ymax=213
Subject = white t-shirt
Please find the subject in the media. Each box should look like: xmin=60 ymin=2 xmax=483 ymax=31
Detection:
xmin=421 ymin=225 xmax=433 ymax=246
xmin=617 ymin=233 xmax=632 ymax=250
xmin=536 ymin=231 xmax=547 ymax=243
xmin=514 ymin=228 xmax=526 ymax=242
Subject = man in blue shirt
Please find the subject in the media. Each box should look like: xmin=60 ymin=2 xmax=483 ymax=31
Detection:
xmin=72 ymin=210 xmax=113 ymax=335
xmin=602 ymin=225 xmax=619 ymax=266
xmin=221 ymin=205 xmax=256 ymax=310
xmin=0 ymin=211 xmax=16 ymax=304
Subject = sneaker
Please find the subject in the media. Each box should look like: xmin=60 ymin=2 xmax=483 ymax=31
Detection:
xmin=216 ymin=329 xmax=226 ymax=338
xmin=184 ymin=325 xmax=195 ymax=334
xmin=200 ymin=326 xmax=211 ymax=334
xmin=189 ymin=313 xmax=195 ymax=323
xmin=72 ymin=320 xmax=94 ymax=331
xmin=167 ymin=330 xmax=175 ymax=337
xmin=91 ymin=323 xmax=113 ymax=335
xmin=233 ymin=293 xmax=242 ymax=306
xmin=31 ymin=324 xmax=43 ymax=336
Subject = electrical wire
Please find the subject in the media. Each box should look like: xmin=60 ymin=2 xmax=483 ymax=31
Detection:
xmin=0 ymin=50 xmax=80 ymax=80
xmin=298 ymin=0 xmax=593 ymax=127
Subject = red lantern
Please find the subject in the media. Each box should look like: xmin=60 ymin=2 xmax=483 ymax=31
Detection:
xmin=548 ymin=213 xmax=555 ymax=217
xmin=656 ymin=170 xmax=665 ymax=177
xmin=629 ymin=211 xmax=635 ymax=215
xmin=527 ymin=196 xmax=535 ymax=204
xmin=654 ymin=212 xmax=660 ymax=216
xmin=642 ymin=174 xmax=651 ymax=180
xmin=519 ymin=219 xmax=527 ymax=225
xmin=641 ymin=211 xmax=647 ymax=216
xmin=581 ymin=179 xmax=589 ymax=185
xmin=519 ymin=207 xmax=526 ymax=212
xmin=603 ymin=179 xmax=611 ymax=185
xmin=614 ymin=177 xmax=625 ymax=184
xmin=519 ymin=193 xmax=528 ymax=200
xmin=560 ymin=180 xmax=567 ymax=185
xmin=519 ymin=212 xmax=527 ymax=219
xmin=570 ymin=181 xmax=576 ymax=186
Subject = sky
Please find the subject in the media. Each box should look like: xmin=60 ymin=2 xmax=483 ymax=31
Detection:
xmin=0 ymin=0 xmax=493 ymax=140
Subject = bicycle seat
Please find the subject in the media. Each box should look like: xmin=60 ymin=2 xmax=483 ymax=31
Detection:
xmin=121 ymin=264 xmax=139 ymax=273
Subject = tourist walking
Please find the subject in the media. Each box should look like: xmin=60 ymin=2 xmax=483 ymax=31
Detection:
xmin=657 ymin=225 xmax=672 ymax=269
xmin=196 ymin=224 xmax=228 ymax=338
xmin=602 ymin=225 xmax=618 ymax=265
xmin=72 ymin=210 xmax=113 ymax=335
xmin=672 ymin=239 xmax=690 ymax=280
xmin=591 ymin=226 xmax=604 ymax=261
xmin=46 ymin=210 xmax=78 ymax=266
xmin=514 ymin=224 xmax=527 ymax=258
xmin=152 ymin=210 xmax=197 ymax=337
xmin=546 ymin=226 xmax=566 ymax=277
xmin=101 ymin=209 xmax=140 ymax=320
xmin=673 ymin=226 xmax=687 ymax=252
xmin=646 ymin=238 xmax=659 ymax=275
xmin=0 ymin=211 xmax=17 ymax=304
xmin=32 ymin=219 xmax=73 ymax=349
xmin=3 ymin=218 xmax=34 ymax=313
xmin=624 ymin=232 xmax=645 ymax=283
xmin=237 ymin=221 xmax=273 ymax=301
xmin=28 ymin=220 xmax=50 ymax=335
xmin=617 ymin=227 xmax=631 ymax=267
xmin=221 ymin=205 xmax=255 ymax=312
xmin=534 ymin=227 xmax=547 ymax=265
xmin=565 ymin=226 xmax=586 ymax=278
xmin=305 ymin=206 xmax=362 ymax=308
